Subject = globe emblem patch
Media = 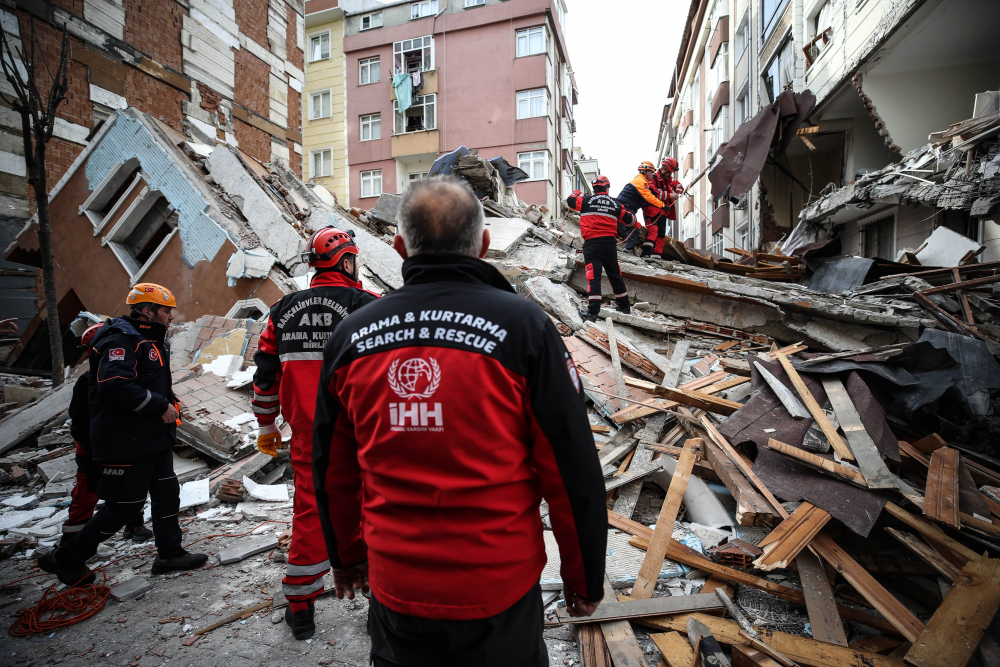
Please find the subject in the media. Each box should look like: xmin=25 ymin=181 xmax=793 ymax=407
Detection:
xmin=388 ymin=357 xmax=441 ymax=399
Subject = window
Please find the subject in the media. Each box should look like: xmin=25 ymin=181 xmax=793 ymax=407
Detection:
xmin=308 ymin=32 xmax=330 ymax=62
xmin=361 ymin=170 xmax=382 ymax=198
xmin=79 ymin=158 xmax=142 ymax=232
xmin=937 ymin=209 xmax=979 ymax=243
xmin=861 ymin=216 xmax=894 ymax=259
xmin=736 ymin=89 xmax=750 ymax=127
xmin=762 ymin=0 xmax=789 ymax=39
xmin=711 ymin=42 xmax=729 ymax=91
xmin=360 ymin=12 xmax=382 ymax=30
xmin=393 ymin=93 xmax=436 ymax=133
xmin=311 ymin=149 xmax=332 ymax=178
xmin=735 ymin=13 xmax=749 ymax=60
xmin=737 ymin=222 xmax=750 ymax=250
xmin=516 ymin=88 xmax=548 ymax=119
xmin=518 ymin=150 xmax=549 ymax=181
xmin=806 ymin=1 xmax=834 ymax=63
xmin=708 ymin=107 xmax=728 ymax=159
xmin=763 ymin=39 xmax=794 ymax=103
xmin=360 ymin=114 xmax=381 ymax=141
xmin=711 ymin=230 xmax=724 ymax=256
xmin=310 ymin=90 xmax=331 ymax=119
xmin=710 ymin=0 xmax=728 ymax=28
xmin=226 ymin=298 xmax=269 ymax=320
xmin=360 ymin=57 xmax=380 ymax=84
xmin=410 ymin=0 xmax=437 ymax=19
xmin=393 ymin=36 xmax=434 ymax=74
xmin=465 ymin=0 xmax=485 ymax=5
xmin=104 ymin=191 xmax=178 ymax=280
xmin=516 ymin=26 xmax=546 ymax=57
xmin=408 ymin=172 xmax=429 ymax=184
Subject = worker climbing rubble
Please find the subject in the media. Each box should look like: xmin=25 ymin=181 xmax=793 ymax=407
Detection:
xmin=617 ymin=160 xmax=667 ymax=256
xmin=647 ymin=157 xmax=684 ymax=257
xmin=38 ymin=284 xmax=208 ymax=587
xmin=568 ymin=175 xmax=639 ymax=322
xmin=251 ymin=227 xmax=379 ymax=640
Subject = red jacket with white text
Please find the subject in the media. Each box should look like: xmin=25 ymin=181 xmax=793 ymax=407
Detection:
xmin=649 ymin=171 xmax=682 ymax=220
xmin=312 ymin=255 xmax=607 ymax=620
xmin=252 ymin=271 xmax=379 ymax=434
xmin=567 ymin=191 xmax=639 ymax=241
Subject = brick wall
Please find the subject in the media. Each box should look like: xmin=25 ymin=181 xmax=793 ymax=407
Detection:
xmin=14 ymin=17 xmax=92 ymax=130
xmin=233 ymin=119 xmax=271 ymax=164
xmin=234 ymin=0 xmax=268 ymax=47
xmin=286 ymin=4 xmax=303 ymax=71
xmin=124 ymin=0 xmax=185 ymax=72
xmin=27 ymin=137 xmax=87 ymax=214
xmin=124 ymin=68 xmax=187 ymax=131
xmin=757 ymin=184 xmax=782 ymax=247
xmin=50 ymin=0 xmax=83 ymax=15
xmin=235 ymin=49 xmax=270 ymax=119
xmin=289 ymin=145 xmax=301 ymax=177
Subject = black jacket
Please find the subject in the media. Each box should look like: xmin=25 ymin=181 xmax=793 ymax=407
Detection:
xmin=88 ymin=316 xmax=176 ymax=461
xmin=312 ymin=254 xmax=607 ymax=620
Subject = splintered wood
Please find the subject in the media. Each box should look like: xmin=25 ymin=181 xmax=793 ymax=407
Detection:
xmin=773 ymin=353 xmax=854 ymax=461
xmin=924 ymin=447 xmax=961 ymax=529
xmin=754 ymin=502 xmax=831 ymax=571
xmin=764 ymin=439 xmax=867 ymax=487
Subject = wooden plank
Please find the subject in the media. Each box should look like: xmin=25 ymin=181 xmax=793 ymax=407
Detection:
xmin=599 ymin=575 xmax=650 ymax=667
xmin=606 ymin=319 xmax=629 ymax=411
xmin=591 ymin=424 xmax=611 ymax=433
xmin=924 ymin=447 xmax=961 ymax=529
xmin=613 ymin=444 xmax=655 ymax=520
xmin=952 ymin=268 xmax=976 ymax=325
xmin=956 ymin=460 xmax=992 ymax=521
xmin=663 ymin=340 xmax=691 ymax=388
xmin=849 ymin=636 xmax=904 ymax=654
xmin=703 ymin=438 xmax=774 ymax=527
xmin=754 ymin=502 xmax=832 ymax=570
xmin=884 ymin=528 xmax=961 ymax=581
xmin=765 ymin=439 xmax=868 ymax=487
xmin=557 ymin=594 xmax=723 ymax=624
xmin=652 ymin=632 xmax=696 ymax=667
xmin=911 ymin=434 xmax=947 ymax=455
xmin=579 ymin=624 xmax=614 ymax=667
xmin=679 ymin=370 xmax=729 ymax=392
xmin=882 ymin=501 xmax=977 ymax=564
xmin=899 ymin=441 xmax=930 ymax=466
xmin=624 ymin=377 xmax=743 ymax=415
xmin=904 ymin=556 xmax=1000 ymax=667
xmin=774 ymin=353 xmax=855 ymax=461
xmin=608 ymin=509 xmax=653 ymax=541
xmin=797 ymin=550 xmax=849 ymax=646
xmin=689 ymin=616 xmax=732 ymax=667
xmin=732 ymin=645 xmax=783 ymax=667
xmin=821 ymin=376 xmax=896 ymax=489
xmin=697 ymin=376 xmax=750 ymax=395
xmin=640 ymin=614 xmax=908 ymax=667
xmin=632 ymin=438 xmax=701 ymax=599
xmin=605 ymin=458 xmax=663 ymax=492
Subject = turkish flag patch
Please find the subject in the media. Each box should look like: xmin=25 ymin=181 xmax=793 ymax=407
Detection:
xmin=109 ymin=348 xmax=125 ymax=361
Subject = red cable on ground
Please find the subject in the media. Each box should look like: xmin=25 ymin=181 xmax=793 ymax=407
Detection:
xmin=3 ymin=519 xmax=292 ymax=637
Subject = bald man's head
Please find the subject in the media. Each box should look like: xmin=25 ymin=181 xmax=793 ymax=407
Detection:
xmin=397 ymin=176 xmax=485 ymax=257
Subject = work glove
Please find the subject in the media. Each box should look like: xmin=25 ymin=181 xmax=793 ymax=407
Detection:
xmin=256 ymin=422 xmax=281 ymax=457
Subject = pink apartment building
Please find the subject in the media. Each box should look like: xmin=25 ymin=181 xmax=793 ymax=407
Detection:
xmin=341 ymin=0 xmax=575 ymax=215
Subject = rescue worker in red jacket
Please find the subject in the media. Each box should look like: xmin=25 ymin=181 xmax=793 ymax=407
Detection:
xmin=617 ymin=160 xmax=667 ymax=256
xmin=313 ymin=175 xmax=606 ymax=665
xmin=252 ymin=227 xmax=379 ymax=640
xmin=646 ymin=157 xmax=685 ymax=257
xmin=567 ymin=175 xmax=639 ymax=322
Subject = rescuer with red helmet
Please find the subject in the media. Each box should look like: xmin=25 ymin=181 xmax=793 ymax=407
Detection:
xmin=252 ymin=226 xmax=379 ymax=640
xmin=645 ymin=157 xmax=684 ymax=257
xmin=567 ymin=175 xmax=639 ymax=321
xmin=617 ymin=161 xmax=667 ymax=255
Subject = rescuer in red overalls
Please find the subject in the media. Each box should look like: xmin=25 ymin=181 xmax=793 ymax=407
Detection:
xmin=646 ymin=157 xmax=684 ymax=257
xmin=251 ymin=228 xmax=379 ymax=640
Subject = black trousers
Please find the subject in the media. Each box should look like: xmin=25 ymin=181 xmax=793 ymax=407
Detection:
xmin=57 ymin=448 xmax=184 ymax=570
xmin=617 ymin=220 xmax=640 ymax=251
xmin=583 ymin=238 xmax=630 ymax=316
xmin=368 ymin=583 xmax=548 ymax=667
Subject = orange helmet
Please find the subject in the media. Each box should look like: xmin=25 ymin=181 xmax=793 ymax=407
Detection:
xmin=126 ymin=283 xmax=177 ymax=308
xmin=80 ymin=324 xmax=101 ymax=353
xmin=638 ymin=160 xmax=656 ymax=173
xmin=304 ymin=227 xmax=358 ymax=269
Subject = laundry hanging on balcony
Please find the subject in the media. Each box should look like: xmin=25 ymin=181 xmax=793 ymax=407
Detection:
xmin=393 ymin=73 xmax=413 ymax=114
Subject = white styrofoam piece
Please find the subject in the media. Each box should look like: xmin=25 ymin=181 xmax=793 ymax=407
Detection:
xmin=914 ymin=225 xmax=984 ymax=267
xmin=0 ymin=506 xmax=56 ymax=532
xmin=541 ymin=529 xmax=684 ymax=591
xmin=202 ymin=354 xmax=243 ymax=379
xmin=179 ymin=479 xmax=211 ymax=510
xmin=2 ymin=494 xmax=37 ymax=509
xmin=243 ymin=476 xmax=289 ymax=502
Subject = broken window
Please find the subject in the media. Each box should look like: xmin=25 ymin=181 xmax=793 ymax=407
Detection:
xmin=360 ymin=12 xmax=382 ymax=30
xmin=361 ymin=170 xmax=382 ymax=198
xmin=936 ymin=209 xmax=980 ymax=243
xmin=80 ymin=158 xmax=142 ymax=233
xmin=393 ymin=36 xmax=434 ymax=74
xmin=408 ymin=172 xmax=428 ymax=185
xmin=517 ymin=88 xmax=548 ymax=119
xmin=861 ymin=215 xmax=894 ymax=259
xmin=518 ymin=150 xmax=549 ymax=181
xmin=226 ymin=299 xmax=269 ymax=320
xmin=516 ymin=26 xmax=546 ymax=57
xmin=103 ymin=191 xmax=178 ymax=280
xmin=736 ymin=88 xmax=750 ymax=127
xmin=310 ymin=90 xmax=331 ymax=119
xmin=361 ymin=114 xmax=381 ymax=141
xmin=763 ymin=39 xmax=794 ymax=103
xmin=805 ymin=1 xmax=834 ymax=65
xmin=410 ymin=1 xmax=437 ymax=20
xmin=311 ymin=149 xmax=332 ymax=178
xmin=393 ymin=94 xmax=436 ymax=134
xmin=309 ymin=32 xmax=330 ymax=62
xmin=360 ymin=57 xmax=380 ymax=84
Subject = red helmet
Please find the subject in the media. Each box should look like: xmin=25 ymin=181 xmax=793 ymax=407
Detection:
xmin=591 ymin=175 xmax=610 ymax=190
xmin=661 ymin=157 xmax=679 ymax=172
xmin=80 ymin=324 xmax=101 ymax=353
xmin=303 ymin=227 xmax=359 ymax=268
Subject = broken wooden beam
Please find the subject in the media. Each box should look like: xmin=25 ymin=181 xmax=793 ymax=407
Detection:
xmin=623 ymin=377 xmax=742 ymax=415
xmin=764 ymin=439 xmax=868 ymax=487
xmin=796 ymin=549 xmax=848 ymax=646
xmin=703 ymin=438 xmax=774 ymax=527
xmin=754 ymin=501 xmax=831 ymax=571
xmin=924 ymin=447 xmax=961 ymax=529
xmin=884 ymin=527 xmax=961 ymax=581
xmin=821 ymin=376 xmax=896 ymax=489
xmin=774 ymin=353 xmax=854 ymax=461
xmin=652 ymin=632 xmax=695 ymax=667
xmin=883 ymin=501 xmax=978 ymax=564
xmin=557 ymin=594 xmax=723 ymax=624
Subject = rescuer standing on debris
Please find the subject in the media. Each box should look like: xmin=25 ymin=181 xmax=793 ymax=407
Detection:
xmin=60 ymin=324 xmax=152 ymax=546
xmin=647 ymin=157 xmax=684 ymax=257
xmin=568 ymin=175 xmax=639 ymax=322
xmin=40 ymin=284 xmax=208 ymax=586
xmin=617 ymin=160 xmax=668 ymax=257
xmin=252 ymin=228 xmax=379 ymax=640
xmin=313 ymin=175 xmax=607 ymax=665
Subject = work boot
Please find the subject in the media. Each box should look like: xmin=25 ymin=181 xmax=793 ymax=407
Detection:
xmin=37 ymin=548 xmax=96 ymax=587
xmin=123 ymin=524 xmax=153 ymax=543
xmin=151 ymin=550 xmax=209 ymax=575
xmin=578 ymin=310 xmax=597 ymax=323
xmin=285 ymin=602 xmax=316 ymax=640
xmin=639 ymin=247 xmax=652 ymax=258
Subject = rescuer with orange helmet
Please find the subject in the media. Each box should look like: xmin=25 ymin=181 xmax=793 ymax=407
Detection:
xmin=40 ymin=284 xmax=209 ymax=587
xmin=617 ymin=160 xmax=667 ymax=255
xmin=251 ymin=226 xmax=379 ymax=640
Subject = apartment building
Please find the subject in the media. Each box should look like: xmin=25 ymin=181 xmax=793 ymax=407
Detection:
xmin=338 ymin=0 xmax=575 ymax=214
xmin=303 ymin=0 xmax=350 ymax=201
xmin=656 ymin=0 xmax=998 ymax=259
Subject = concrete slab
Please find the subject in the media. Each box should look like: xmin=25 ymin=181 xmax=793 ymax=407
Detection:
xmin=41 ymin=479 xmax=75 ymax=500
xmin=484 ymin=218 xmax=533 ymax=259
xmin=0 ymin=381 xmax=76 ymax=455
xmin=217 ymin=534 xmax=280 ymax=565
xmin=109 ymin=577 xmax=151 ymax=602
xmin=38 ymin=453 xmax=76 ymax=484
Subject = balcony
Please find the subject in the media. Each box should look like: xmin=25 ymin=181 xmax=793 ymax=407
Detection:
xmin=390 ymin=70 xmax=438 ymax=100
xmin=391 ymin=129 xmax=439 ymax=158
xmin=711 ymin=81 xmax=730 ymax=123
xmin=709 ymin=15 xmax=729 ymax=64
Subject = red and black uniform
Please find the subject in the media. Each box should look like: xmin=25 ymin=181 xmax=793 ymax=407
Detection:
xmin=645 ymin=171 xmax=682 ymax=256
xmin=618 ymin=173 xmax=667 ymax=256
xmin=567 ymin=191 xmax=636 ymax=316
xmin=312 ymin=255 xmax=606 ymax=661
xmin=252 ymin=271 xmax=378 ymax=611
